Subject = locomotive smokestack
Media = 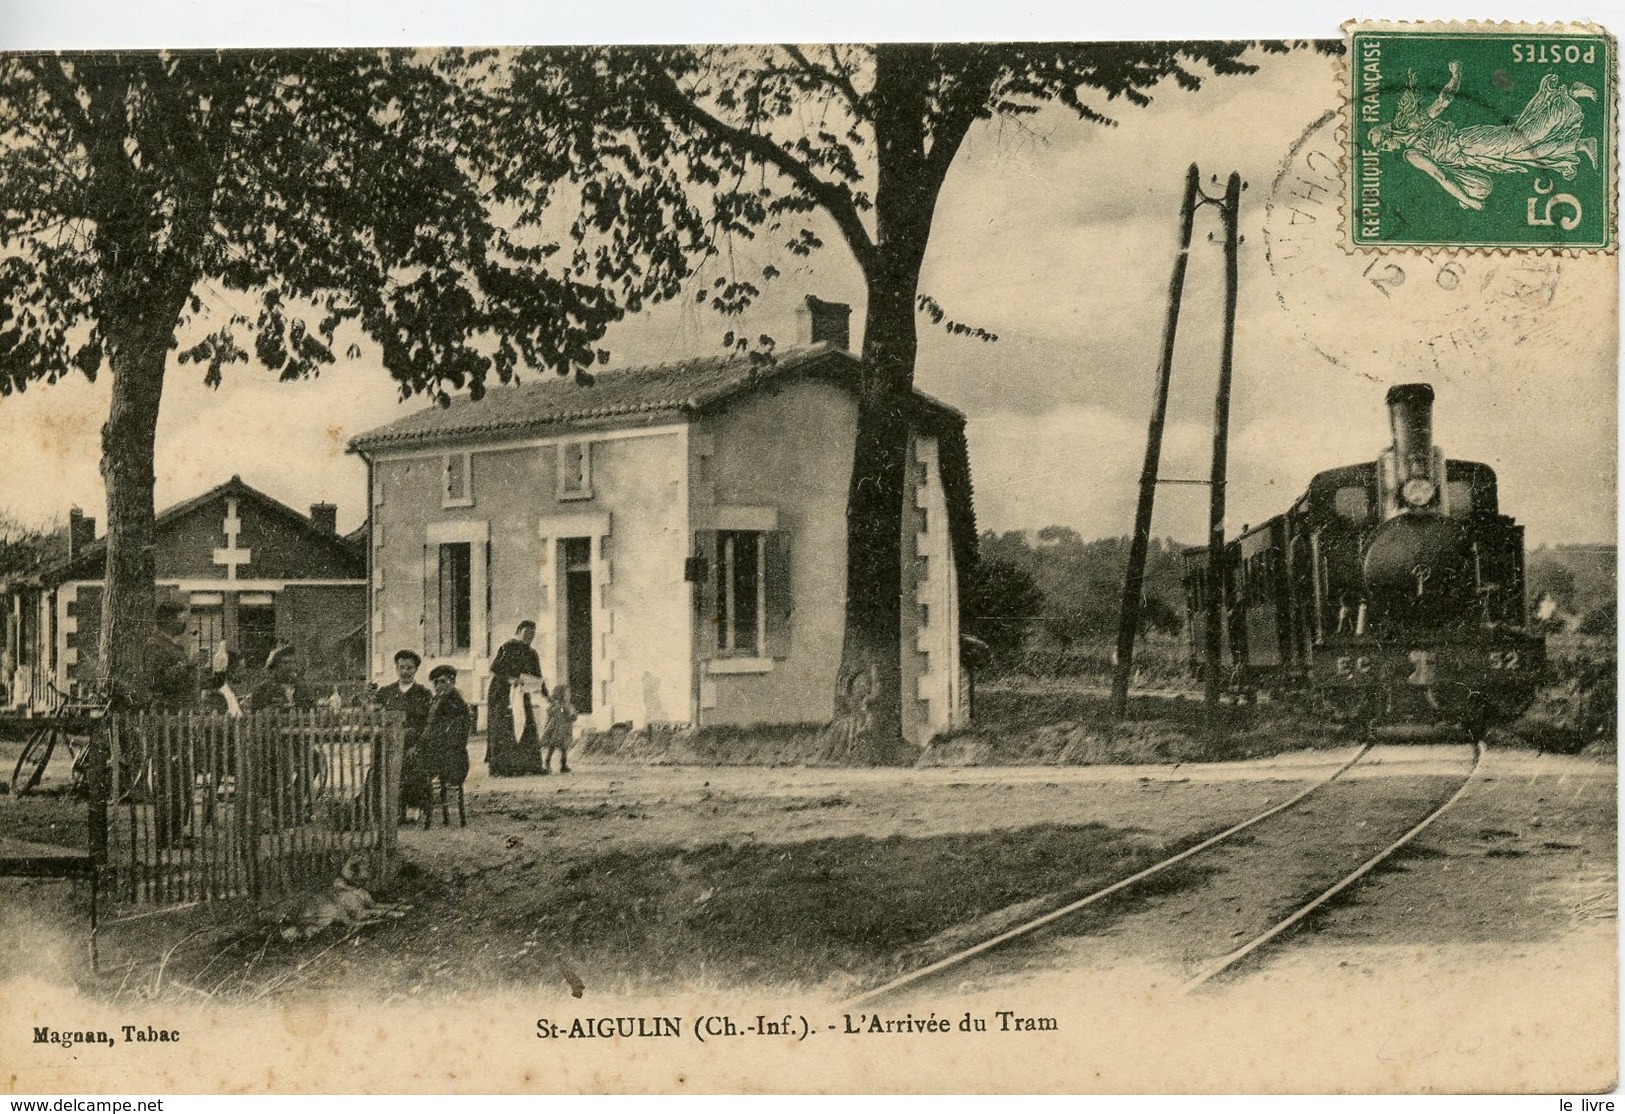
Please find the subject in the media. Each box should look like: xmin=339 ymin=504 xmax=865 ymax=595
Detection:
xmin=1386 ymin=383 xmax=1435 ymax=482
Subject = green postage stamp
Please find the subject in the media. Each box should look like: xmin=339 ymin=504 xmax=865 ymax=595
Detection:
xmin=1347 ymin=22 xmax=1616 ymax=250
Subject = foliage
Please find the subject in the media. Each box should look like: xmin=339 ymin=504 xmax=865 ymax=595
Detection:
xmin=0 ymin=512 xmax=64 ymax=578
xmin=1526 ymin=555 xmax=1577 ymax=611
xmin=1575 ymin=600 xmax=1616 ymax=637
xmin=1515 ymin=632 xmax=1617 ymax=752
xmin=978 ymin=528 xmax=1189 ymax=658
xmin=994 ymin=634 xmax=1193 ymax=689
xmin=0 ymin=51 xmax=674 ymax=404
xmin=1526 ymin=544 xmax=1616 ymax=630
xmin=962 ymin=556 xmax=1044 ymax=663
xmin=506 ymin=44 xmax=1291 ymax=338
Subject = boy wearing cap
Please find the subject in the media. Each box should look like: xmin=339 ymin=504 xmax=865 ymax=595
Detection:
xmin=424 ymin=665 xmax=472 ymax=814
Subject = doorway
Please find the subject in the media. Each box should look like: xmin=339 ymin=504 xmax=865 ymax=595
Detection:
xmin=560 ymin=537 xmax=593 ymax=713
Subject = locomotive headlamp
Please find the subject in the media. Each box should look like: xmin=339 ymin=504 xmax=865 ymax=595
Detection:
xmin=1401 ymin=477 xmax=1437 ymax=508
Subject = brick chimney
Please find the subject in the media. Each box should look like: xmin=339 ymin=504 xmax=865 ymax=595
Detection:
xmin=309 ymin=502 xmax=338 ymax=535
xmin=67 ymin=506 xmax=96 ymax=560
xmin=795 ymin=295 xmax=852 ymax=351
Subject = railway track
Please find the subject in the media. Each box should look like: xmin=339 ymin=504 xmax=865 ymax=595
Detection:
xmin=846 ymin=742 xmax=1484 ymax=1008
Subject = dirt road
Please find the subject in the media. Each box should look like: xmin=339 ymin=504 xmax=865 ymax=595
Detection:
xmin=0 ymin=742 xmax=1614 ymax=1092
xmin=7 ymin=743 xmax=1599 ymax=994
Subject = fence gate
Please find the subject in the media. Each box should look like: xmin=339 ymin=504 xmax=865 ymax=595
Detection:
xmin=95 ymin=709 xmax=402 ymax=905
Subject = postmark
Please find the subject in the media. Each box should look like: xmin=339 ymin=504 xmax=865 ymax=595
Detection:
xmin=1267 ymin=108 xmax=1569 ymax=382
xmin=1345 ymin=21 xmax=1616 ymax=251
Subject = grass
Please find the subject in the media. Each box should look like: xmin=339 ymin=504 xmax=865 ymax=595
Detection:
xmin=968 ymin=630 xmax=1621 ymax=762
xmin=0 ymin=707 xmax=1238 ymax=999
xmin=0 ymin=790 xmax=89 ymax=849
xmin=66 ymin=819 xmax=1211 ymax=1000
xmin=928 ymin=684 xmax=1355 ymax=767
xmin=526 ymin=823 xmax=1162 ymax=981
xmin=579 ymin=721 xmax=839 ymax=766
xmin=991 ymin=632 xmax=1193 ymax=691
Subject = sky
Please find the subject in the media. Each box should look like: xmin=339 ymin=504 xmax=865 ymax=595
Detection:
xmin=0 ymin=6 xmax=1618 ymax=550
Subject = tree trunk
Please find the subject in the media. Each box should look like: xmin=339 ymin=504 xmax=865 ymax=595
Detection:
xmin=832 ymin=392 xmax=912 ymax=763
xmin=828 ymin=45 xmax=942 ymax=764
xmin=96 ymin=309 xmax=180 ymax=704
xmin=832 ymin=273 xmax=921 ymax=765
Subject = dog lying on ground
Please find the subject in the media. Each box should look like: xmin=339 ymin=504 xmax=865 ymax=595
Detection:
xmin=265 ymin=854 xmax=410 ymax=942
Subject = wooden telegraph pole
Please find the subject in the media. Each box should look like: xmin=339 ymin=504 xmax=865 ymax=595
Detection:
xmin=1203 ymin=172 xmax=1243 ymax=710
xmin=1111 ymin=167 xmax=1244 ymax=719
xmin=1112 ymin=165 xmax=1200 ymax=719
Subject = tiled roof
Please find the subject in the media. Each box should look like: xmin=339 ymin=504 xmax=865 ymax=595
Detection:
xmin=348 ymin=344 xmax=962 ymax=452
xmin=347 ymin=342 xmax=977 ymax=571
xmin=48 ymin=476 xmax=364 ymax=584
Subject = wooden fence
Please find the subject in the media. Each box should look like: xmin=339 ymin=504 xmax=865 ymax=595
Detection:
xmin=92 ymin=709 xmax=402 ymax=906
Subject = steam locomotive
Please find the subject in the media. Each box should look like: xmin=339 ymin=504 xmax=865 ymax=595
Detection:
xmin=1184 ymin=384 xmax=1544 ymax=736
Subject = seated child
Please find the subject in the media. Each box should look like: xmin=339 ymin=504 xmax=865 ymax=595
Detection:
xmin=425 ymin=665 xmax=472 ymax=789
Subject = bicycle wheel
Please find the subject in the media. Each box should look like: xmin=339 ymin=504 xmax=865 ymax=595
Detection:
xmin=67 ymin=735 xmax=97 ymax=798
xmin=12 ymin=726 xmax=62 ymax=795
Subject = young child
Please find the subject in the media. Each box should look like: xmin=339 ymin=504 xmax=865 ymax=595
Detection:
xmin=541 ymin=685 xmax=576 ymax=774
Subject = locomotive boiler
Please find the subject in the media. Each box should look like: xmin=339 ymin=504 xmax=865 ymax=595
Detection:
xmin=1183 ymin=384 xmax=1544 ymax=736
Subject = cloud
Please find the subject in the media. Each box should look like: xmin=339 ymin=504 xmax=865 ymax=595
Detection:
xmin=0 ymin=46 xmax=1611 ymax=550
xmin=970 ymin=405 xmax=1215 ymax=541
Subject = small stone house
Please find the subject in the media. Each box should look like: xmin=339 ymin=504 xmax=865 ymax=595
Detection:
xmin=348 ymin=299 xmax=976 ymax=746
xmin=2 ymin=477 xmax=367 ymax=710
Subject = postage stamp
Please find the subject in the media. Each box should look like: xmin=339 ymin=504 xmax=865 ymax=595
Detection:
xmin=1346 ymin=22 xmax=1616 ymax=250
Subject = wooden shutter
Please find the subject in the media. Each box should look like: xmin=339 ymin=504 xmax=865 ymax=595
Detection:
xmin=484 ymin=540 xmax=493 ymax=656
xmin=693 ymin=530 xmax=718 ymax=659
xmin=423 ymin=543 xmax=438 ymax=656
xmin=764 ymin=530 xmax=793 ymax=659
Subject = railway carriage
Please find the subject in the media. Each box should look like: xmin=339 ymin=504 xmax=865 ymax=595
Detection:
xmin=1184 ymin=384 xmax=1544 ymax=736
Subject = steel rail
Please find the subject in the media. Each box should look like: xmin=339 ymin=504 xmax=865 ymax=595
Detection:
xmin=1182 ymin=741 xmax=1485 ymax=992
xmin=844 ymin=743 xmax=1375 ymax=1009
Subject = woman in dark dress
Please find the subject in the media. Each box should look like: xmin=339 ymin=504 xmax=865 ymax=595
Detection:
xmin=486 ymin=620 xmax=546 ymax=775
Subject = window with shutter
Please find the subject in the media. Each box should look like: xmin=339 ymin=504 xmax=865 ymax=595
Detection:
xmin=422 ymin=543 xmax=435 ymax=652
xmin=426 ymin=520 xmax=489 ymax=658
xmin=701 ymin=529 xmax=794 ymax=659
